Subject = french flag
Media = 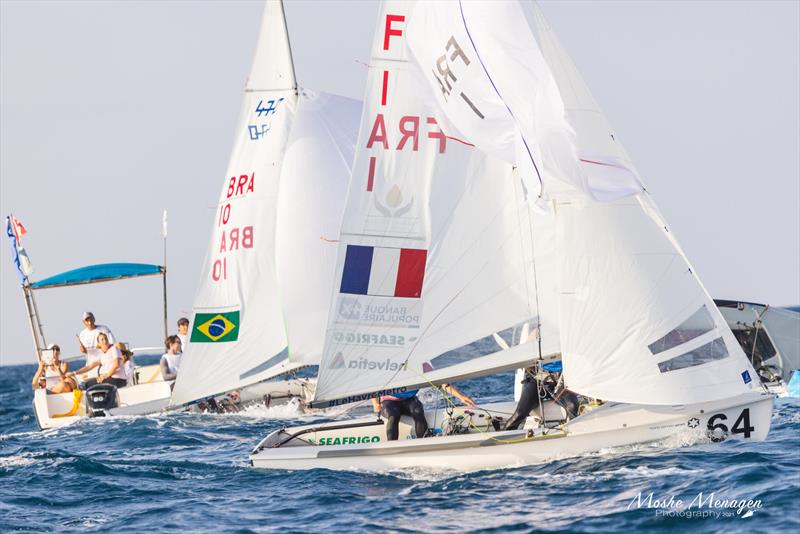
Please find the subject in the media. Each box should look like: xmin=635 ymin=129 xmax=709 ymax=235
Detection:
xmin=340 ymin=245 xmax=427 ymax=299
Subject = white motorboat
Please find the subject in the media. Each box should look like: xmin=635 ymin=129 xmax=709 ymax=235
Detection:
xmin=716 ymin=300 xmax=800 ymax=397
xmin=250 ymin=0 xmax=775 ymax=471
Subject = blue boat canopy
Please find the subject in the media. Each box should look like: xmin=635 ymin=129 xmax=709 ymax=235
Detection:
xmin=30 ymin=263 xmax=164 ymax=290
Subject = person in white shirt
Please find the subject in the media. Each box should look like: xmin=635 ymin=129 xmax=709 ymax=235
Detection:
xmin=68 ymin=333 xmax=127 ymax=389
xmin=77 ymin=312 xmax=115 ymax=369
xmin=160 ymin=335 xmax=182 ymax=381
xmin=177 ymin=317 xmax=189 ymax=351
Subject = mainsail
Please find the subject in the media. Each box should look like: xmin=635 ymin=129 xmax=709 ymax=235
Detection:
xmin=171 ymin=1 xmax=298 ymax=407
xmin=310 ymin=0 xmax=558 ymax=408
xmin=313 ymin=0 xmax=758 ymax=408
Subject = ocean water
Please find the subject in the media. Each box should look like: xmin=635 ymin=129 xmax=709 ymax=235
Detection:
xmin=1 ymin=362 xmax=797 ymax=533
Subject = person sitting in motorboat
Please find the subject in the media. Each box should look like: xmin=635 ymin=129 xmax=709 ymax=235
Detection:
xmin=31 ymin=344 xmax=75 ymax=394
xmin=503 ymin=362 xmax=580 ymax=430
xmin=371 ymin=381 xmax=476 ymax=441
xmin=116 ymin=342 xmax=135 ymax=385
xmin=176 ymin=317 xmax=190 ymax=350
xmin=160 ymin=335 xmax=182 ymax=381
xmin=77 ymin=311 xmax=115 ymax=371
xmin=67 ymin=333 xmax=128 ymax=389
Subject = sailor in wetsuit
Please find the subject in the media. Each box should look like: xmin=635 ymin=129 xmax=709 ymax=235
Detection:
xmin=372 ymin=384 xmax=476 ymax=440
xmin=504 ymin=363 xmax=579 ymax=430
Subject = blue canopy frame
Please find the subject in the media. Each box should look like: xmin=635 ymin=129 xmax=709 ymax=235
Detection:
xmin=30 ymin=263 xmax=164 ymax=290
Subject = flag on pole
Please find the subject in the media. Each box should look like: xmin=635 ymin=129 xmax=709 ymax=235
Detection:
xmin=161 ymin=209 xmax=168 ymax=239
xmin=9 ymin=214 xmax=27 ymax=241
xmin=5 ymin=214 xmax=32 ymax=284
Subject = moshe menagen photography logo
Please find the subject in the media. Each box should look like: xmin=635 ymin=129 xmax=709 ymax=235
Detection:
xmin=628 ymin=491 xmax=763 ymax=519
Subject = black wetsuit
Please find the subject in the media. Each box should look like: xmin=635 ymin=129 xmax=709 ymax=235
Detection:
xmin=381 ymin=395 xmax=428 ymax=440
xmin=504 ymin=380 xmax=540 ymax=430
xmin=504 ymin=374 xmax=580 ymax=430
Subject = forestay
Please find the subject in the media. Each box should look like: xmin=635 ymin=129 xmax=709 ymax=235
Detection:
xmin=311 ymin=0 xmax=557 ymax=408
xmin=171 ymin=2 xmax=298 ymax=407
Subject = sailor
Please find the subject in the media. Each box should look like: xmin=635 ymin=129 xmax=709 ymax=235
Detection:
xmin=176 ymin=317 xmax=190 ymax=350
xmin=31 ymin=344 xmax=75 ymax=394
xmin=160 ymin=335 xmax=182 ymax=381
xmin=77 ymin=311 xmax=116 ymax=370
xmin=372 ymin=382 xmax=476 ymax=441
xmin=504 ymin=363 xmax=580 ymax=430
xmin=67 ymin=333 xmax=128 ymax=389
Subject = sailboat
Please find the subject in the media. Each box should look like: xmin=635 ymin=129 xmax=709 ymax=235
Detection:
xmin=169 ymin=1 xmax=361 ymax=412
xmin=716 ymin=299 xmax=800 ymax=397
xmin=5 ymin=212 xmax=175 ymax=429
xmin=249 ymin=0 xmax=774 ymax=471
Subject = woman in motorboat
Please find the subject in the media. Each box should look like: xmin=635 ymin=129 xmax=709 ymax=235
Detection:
xmin=31 ymin=343 xmax=75 ymax=394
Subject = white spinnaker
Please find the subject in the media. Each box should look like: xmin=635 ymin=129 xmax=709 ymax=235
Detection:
xmin=529 ymin=2 xmax=643 ymax=201
xmin=171 ymin=1 xmax=297 ymax=407
xmin=276 ymin=91 xmax=362 ymax=366
xmin=311 ymin=0 xmax=554 ymax=408
xmin=525 ymin=3 xmax=757 ymax=403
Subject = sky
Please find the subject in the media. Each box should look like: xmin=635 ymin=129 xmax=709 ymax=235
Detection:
xmin=1 ymin=0 xmax=798 ymax=366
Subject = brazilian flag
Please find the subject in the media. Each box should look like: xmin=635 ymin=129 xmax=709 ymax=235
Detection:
xmin=191 ymin=311 xmax=240 ymax=343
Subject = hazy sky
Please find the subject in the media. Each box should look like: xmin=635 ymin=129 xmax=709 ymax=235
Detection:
xmin=1 ymin=0 xmax=798 ymax=365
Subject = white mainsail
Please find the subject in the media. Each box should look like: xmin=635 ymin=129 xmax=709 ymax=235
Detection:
xmin=310 ymin=0 xmax=557 ymax=408
xmin=312 ymin=0 xmax=759 ymax=408
xmin=171 ymin=2 xmax=299 ymax=407
xmin=172 ymin=1 xmax=363 ymax=407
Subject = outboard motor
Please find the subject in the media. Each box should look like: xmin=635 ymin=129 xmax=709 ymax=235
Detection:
xmin=85 ymin=384 xmax=118 ymax=417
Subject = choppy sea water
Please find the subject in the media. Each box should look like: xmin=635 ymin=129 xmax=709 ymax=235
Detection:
xmin=1 ymin=361 xmax=797 ymax=533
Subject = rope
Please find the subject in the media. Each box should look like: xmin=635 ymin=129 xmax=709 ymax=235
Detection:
xmin=409 ymin=366 xmax=565 ymax=445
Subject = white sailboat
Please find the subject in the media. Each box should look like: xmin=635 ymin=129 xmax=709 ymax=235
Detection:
xmin=250 ymin=0 xmax=774 ymax=471
xmin=170 ymin=1 xmax=361 ymax=411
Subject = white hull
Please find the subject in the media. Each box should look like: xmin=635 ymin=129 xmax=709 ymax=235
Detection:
xmin=33 ymin=364 xmax=315 ymax=430
xmin=250 ymin=391 xmax=773 ymax=471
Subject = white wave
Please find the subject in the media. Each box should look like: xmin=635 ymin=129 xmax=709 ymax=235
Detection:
xmin=0 ymin=454 xmax=37 ymax=468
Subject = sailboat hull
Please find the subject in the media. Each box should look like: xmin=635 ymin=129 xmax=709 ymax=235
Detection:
xmin=249 ymin=391 xmax=773 ymax=471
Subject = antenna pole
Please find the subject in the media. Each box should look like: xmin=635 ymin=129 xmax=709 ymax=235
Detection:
xmin=22 ymin=285 xmax=44 ymax=363
xmin=162 ymin=210 xmax=168 ymax=341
